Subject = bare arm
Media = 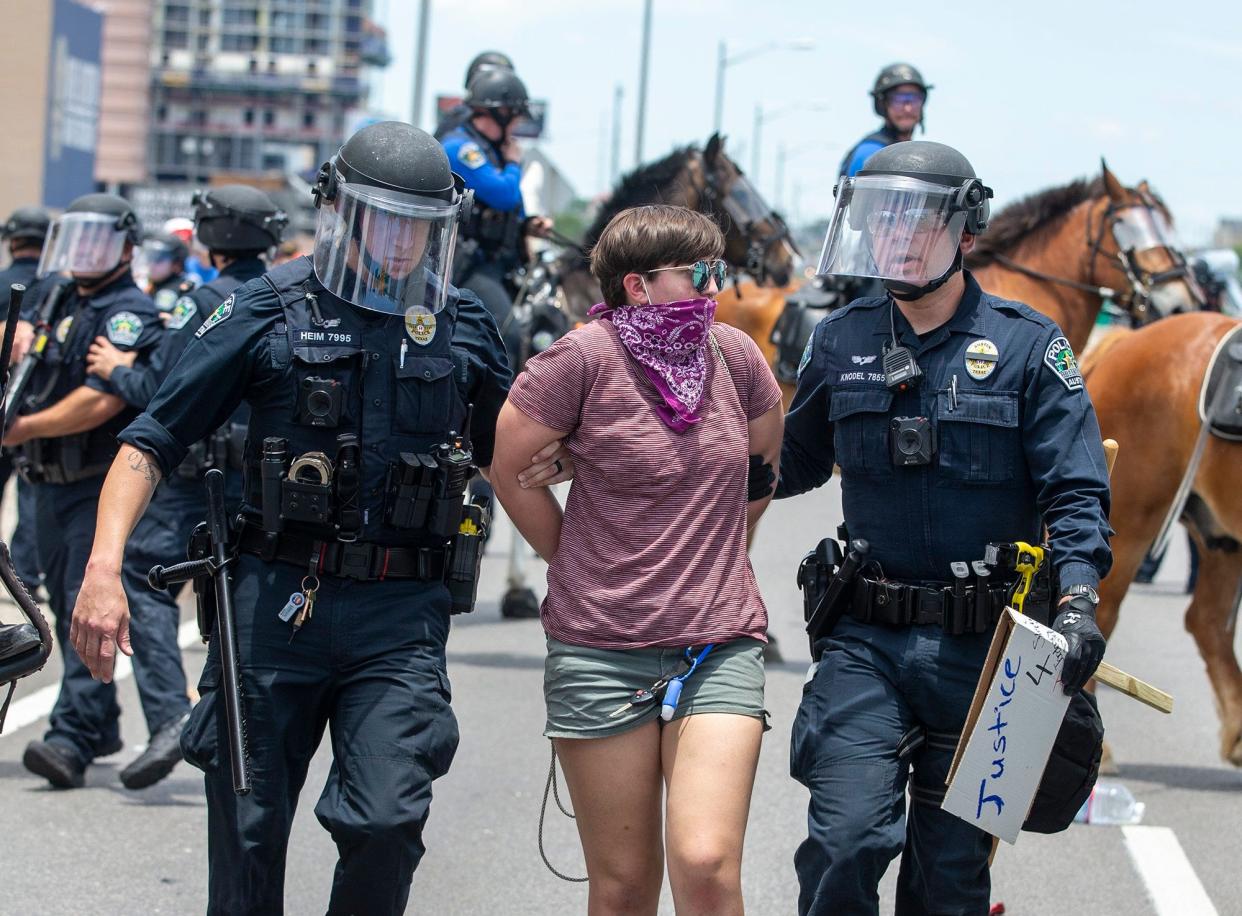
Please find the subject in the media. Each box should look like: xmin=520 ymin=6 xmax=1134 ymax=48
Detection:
xmin=490 ymin=400 xmax=568 ymax=562
xmin=2 ymin=386 xmax=125 ymax=445
xmin=746 ymin=404 xmax=784 ymax=534
xmin=70 ymin=444 xmax=164 ymax=682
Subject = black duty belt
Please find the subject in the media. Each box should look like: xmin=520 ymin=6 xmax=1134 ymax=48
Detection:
xmin=237 ymin=523 xmax=448 ymax=582
xmin=848 ymin=575 xmax=1012 ymax=635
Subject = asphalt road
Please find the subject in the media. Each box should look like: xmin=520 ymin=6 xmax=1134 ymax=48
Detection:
xmin=1 ymin=479 xmax=1238 ymax=915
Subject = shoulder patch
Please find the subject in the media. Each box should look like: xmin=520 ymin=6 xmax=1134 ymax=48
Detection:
xmin=195 ymin=295 xmax=234 ymax=339
xmin=106 ymin=311 xmax=144 ymax=347
xmin=797 ymin=336 xmax=814 ymax=379
xmin=153 ymin=287 xmax=179 ymax=312
xmin=1043 ymin=336 xmax=1083 ymax=391
xmin=167 ymin=295 xmax=199 ymax=330
xmin=458 ymin=142 xmax=486 ymax=170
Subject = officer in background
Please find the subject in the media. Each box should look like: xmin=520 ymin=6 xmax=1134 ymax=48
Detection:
xmin=839 ymin=63 xmax=932 ymax=178
xmin=434 ymin=49 xmax=516 ymax=141
xmin=135 ymin=230 xmax=196 ymax=315
xmin=780 ymin=142 xmax=1111 ymax=914
xmin=0 ymin=206 xmax=52 ymax=592
xmin=80 ymin=185 xmax=287 ymax=789
xmin=71 ymin=122 xmax=511 ymax=914
xmin=441 ymin=67 xmax=552 ymax=364
xmin=0 ymin=194 xmax=168 ymax=789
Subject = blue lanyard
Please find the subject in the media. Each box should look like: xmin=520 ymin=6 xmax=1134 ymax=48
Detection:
xmin=660 ymin=644 xmax=715 ymax=721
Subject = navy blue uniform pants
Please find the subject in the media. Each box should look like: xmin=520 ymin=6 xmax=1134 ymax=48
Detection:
xmin=180 ymin=554 xmax=459 ymax=916
xmin=790 ymin=617 xmax=994 ymax=916
xmin=36 ymin=478 xmax=191 ymax=765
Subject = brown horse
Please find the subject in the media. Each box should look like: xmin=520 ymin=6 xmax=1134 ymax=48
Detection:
xmin=556 ymin=134 xmax=797 ymax=323
xmin=967 ymin=160 xmax=1203 ymax=354
xmin=1084 ymin=313 xmax=1242 ymax=765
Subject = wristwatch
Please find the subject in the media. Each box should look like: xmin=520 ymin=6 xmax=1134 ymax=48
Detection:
xmin=1063 ymin=584 xmax=1100 ymax=606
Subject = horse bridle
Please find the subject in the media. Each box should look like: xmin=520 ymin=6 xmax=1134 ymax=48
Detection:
xmin=993 ymin=191 xmax=1199 ymax=320
xmin=692 ymin=151 xmax=796 ymax=285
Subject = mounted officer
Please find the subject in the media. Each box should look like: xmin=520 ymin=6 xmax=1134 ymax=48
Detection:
xmin=1 ymin=193 xmax=170 ymax=790
xmin=70 ymin=122 xmax=511 ymax=914
xmin=839 ymin=63 xmax=932 ymax=178
xmin=434 ymin=49 xmax=516 ymax=141
xmin=780 ymin=141 xmax=1111 ymax=915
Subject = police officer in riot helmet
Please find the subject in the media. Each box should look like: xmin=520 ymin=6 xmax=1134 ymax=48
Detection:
xmin=839 ymin=63 xmax=932 ymax=179
xmin=1 ymin=206 xmax=52 ymax=323
xmin=135 ymin=230 xmax=195 ymax=314
xmin=433 ymin=49 xmax=516 ymax=141
xmin=70 ymin=122 xmax=513 ymax=913
xmin=3 ymin=193 xmax=173 ymax=790
xmin=780 ymin=141 xmax=1111 ymax=914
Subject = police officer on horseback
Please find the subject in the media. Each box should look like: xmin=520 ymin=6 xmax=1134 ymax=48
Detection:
xmin=839 ymin=63 xmax=932 ymax=178
xmin=70 ymin=122 xmax=511 ymax=913
xmin=780 ymin=141 xmax=1111 ymax=915
xmin=434 ymin=49 xmax=516 ymax=141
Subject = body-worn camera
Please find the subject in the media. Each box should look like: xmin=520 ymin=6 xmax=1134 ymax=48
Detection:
xmin=297 ymin=376 xmax=343 ymax=427
xmin=890 ymin=416 xmax=935 ymax=467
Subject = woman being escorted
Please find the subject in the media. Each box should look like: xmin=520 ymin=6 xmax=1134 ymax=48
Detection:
xmin=492 ymin=204 xmax=783 ymax=915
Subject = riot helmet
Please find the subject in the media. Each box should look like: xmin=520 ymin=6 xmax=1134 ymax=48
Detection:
xmin=311 ymin=121 xmax=471 ymax=315
xmin=38 ymin=193 xmax=141 ymax=279
xmin=465 ymin=69 xmax=530 ymax=127
xmin=464 ymin=50 xmax=514 ymax=89
xmin=135 ymin=231 xmax=189 ymax=285
xmin=817 ymin=141 xmax=992 ymax=299
xmin=2 ymin=207 xmax=51 ymax=246
xmin=193 ymin=184 xmax=287 ymax=254
xmin=871 ymin=63 xmax=932 ymax=118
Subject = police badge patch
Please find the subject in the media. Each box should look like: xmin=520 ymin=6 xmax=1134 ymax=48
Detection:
xmin=1044 ymin=336 xmax=1083 ymax=391
xmin=106 ymin=311 xmax=144 ymax=347
xmin=405 ymin=305 xmax=436 ymax=345
xmin=964 ymin=339 xmax=999 ymax=380
xmin=55 ymin=315 xmax=74 ymax=344
xmin=458 ymin=143 xmax=487 ymax=170
xmin=797 ymin=337 xmax=814 ymax=378
xmin=195 ymin=295 xmax=234 ymax=339
xmin=167 ymin=296 xmax=198 ymax=330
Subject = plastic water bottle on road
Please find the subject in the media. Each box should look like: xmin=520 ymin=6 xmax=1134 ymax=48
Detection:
xmin=1073 ymin=780 xmax=1146 ymax=825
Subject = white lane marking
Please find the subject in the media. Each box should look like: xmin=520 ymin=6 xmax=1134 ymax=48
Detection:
xmin=2 ymin=620 xmax=200 ymax=735
xmin=1123 ymin=825 xmax=1218 ymax=916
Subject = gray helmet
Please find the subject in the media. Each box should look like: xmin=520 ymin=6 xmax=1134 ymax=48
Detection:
xmin=858 ymin=141 xmax=991 ymax=234
xmin=465 ymin=69 xmax=530 ymax=122
xmin=2 ymin=206 xmax=51 ymax=243
xmin=143 ymin=230 xmax=189 ymax=263
xmin=193 ymin=184 xmax=287 ymax=252
xmin=66 ymin=193 xmax=142 ymax=244
xmin=464 ymin=50 xmax=514 ymax=89
xmin=313 ymin=120 xmax=459 ymax=207
xmin=871 ymin=63 xmax=932 ymax=117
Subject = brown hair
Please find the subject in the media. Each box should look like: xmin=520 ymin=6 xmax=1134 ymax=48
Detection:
xmin=589 ymin=205 xmax=725 ymax=307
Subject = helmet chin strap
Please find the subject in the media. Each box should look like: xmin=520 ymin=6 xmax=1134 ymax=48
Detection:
xmin=885 ymin=247 xmax=962 ymax=301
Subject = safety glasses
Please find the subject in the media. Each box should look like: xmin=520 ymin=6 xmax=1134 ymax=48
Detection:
xmin=866 ymin=208 xmax=946 ymax=236
xmin=648 ymin=259 xmax=728 ymax=292
xmin=886 ymin=90 xmax=925 ymax=109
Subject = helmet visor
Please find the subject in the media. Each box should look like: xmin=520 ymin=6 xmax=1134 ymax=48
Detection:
xmin=312 ymin=176 xmax=460 ymax=315
xmin=816 ymin=175 xmax=966 ymax=285
xmin=38 ymin=213 xmax=128 ymax=278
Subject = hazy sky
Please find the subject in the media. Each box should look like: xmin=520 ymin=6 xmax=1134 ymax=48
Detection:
xmin=372 ymin=0 xmax=1241 ymax=245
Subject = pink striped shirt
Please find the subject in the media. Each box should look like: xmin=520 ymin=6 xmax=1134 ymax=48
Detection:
xmin=507 ymin=319 xmax=782 ymax=649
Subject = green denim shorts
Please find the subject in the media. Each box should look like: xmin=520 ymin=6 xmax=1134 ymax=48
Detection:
xmin=544 ymin=636 xmax=767 ymax=739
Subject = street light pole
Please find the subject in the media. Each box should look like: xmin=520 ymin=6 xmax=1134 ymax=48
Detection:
xmin=711 ymin=40 xmax=814 ymax=139
xmin=775 ymin=143 xmax=786 ymax=210
xmin=410 ymin=0 xmax=431 ymax=130
xmin=634 ymin=0 xmax=653 ymax=167
xmin=611 ymin=84 xmax=624 ymax=186
xmin=751 ymin=104 xmax=762 ymax=179
xmin=713 ymin=41 xmax=726 ymax=135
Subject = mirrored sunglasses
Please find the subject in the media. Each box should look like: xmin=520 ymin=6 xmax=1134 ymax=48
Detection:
xmin=648 ymin=259 xmax=728 ymax=292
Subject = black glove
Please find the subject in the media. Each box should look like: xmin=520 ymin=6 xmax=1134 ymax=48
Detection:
xmin=1053 ymin=594 xmax=1106 ymax=694
xmin=747 ymin=454 xmax=775 ymax=502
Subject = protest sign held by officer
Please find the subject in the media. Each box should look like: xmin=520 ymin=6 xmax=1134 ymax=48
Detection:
xmin=70 ymin=122 xmax=512 ymax=914
xmin=779 ymin=141 xmax=1112 ymax=915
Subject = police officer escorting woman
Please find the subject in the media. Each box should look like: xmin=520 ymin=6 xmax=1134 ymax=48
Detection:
xmin=779 ymin=141 xmax=1111 ymax=915
xmin=2 ymin=194 xmax=170 ymax=789
xmin=70 ymin=123 xmax=512 ymax=914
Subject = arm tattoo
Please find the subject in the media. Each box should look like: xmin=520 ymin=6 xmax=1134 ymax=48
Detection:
xmin=127 ymin=449 xmax=161 ymax=486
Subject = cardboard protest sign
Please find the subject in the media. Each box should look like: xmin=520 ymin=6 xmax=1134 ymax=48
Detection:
xmin=942 ymin=608 xmax=1071 ymax=844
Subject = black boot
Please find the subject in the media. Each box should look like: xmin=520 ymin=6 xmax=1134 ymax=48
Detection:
xmin=119 ymin=712 xmax=189 ymax=790
xmin=23 ymin=740 xmax=86 ymax=789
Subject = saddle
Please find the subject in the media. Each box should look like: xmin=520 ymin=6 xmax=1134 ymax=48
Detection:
xmin=1198 ymin=322 xmax=1242 ymax=442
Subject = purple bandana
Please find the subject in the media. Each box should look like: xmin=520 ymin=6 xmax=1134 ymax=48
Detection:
xmin=589 ymin=297 xmax=717 ymax=432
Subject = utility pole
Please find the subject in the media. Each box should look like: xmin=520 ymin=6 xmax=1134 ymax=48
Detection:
xmin=751 ymin=104 xmax=762 ymax=180
xmin=634 ymin=0 xmax=653 ymax=166
xmin=410 ymin=0 xmax=431 ymax=130
xmin=611 ymin=84 xmax=624 ymax=186
xmin=713 ymin=41 xmax=726 ymax=135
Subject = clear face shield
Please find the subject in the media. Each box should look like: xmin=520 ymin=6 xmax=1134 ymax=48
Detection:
xmin=816 ymin=175 xmax=966 ymax=286
xmin=134 ymin=238 xmax=180 ymax=285
xmin=37 ymin=213 xmax=129 ymax=279
xmin=312 ymin=176 xmax=461 ymax=315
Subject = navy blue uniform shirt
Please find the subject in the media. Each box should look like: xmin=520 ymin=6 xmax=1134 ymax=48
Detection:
xmin=777 ymin=271 xmax=1112 ymax=592
xmin=120 ymin=256 xmax=512 ymax=546
xmin=0 ymin=256 xmax=46 ymax=322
